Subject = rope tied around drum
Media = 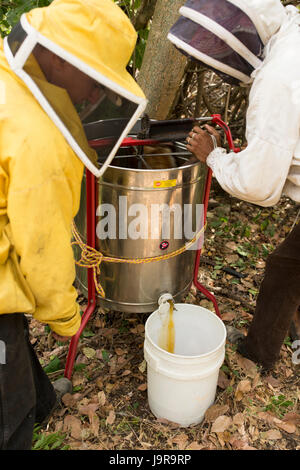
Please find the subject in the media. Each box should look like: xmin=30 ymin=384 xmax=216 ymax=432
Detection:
xmin=71 ymin=222 xmax=207 ymax=298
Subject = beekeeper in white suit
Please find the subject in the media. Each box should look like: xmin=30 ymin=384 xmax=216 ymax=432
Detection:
xmin=169 ymin=0 xmax=300 ymax=370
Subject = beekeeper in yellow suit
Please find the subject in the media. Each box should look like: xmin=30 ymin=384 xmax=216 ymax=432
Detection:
xmin=0 ymin=0 xmax=146 ymax=450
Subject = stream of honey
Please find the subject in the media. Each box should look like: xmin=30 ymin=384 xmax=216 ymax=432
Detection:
xmin=158 ymin=300 xmax=175 ymax=354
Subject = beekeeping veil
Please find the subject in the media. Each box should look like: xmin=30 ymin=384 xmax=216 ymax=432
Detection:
xmin=168 ymin=0 xmax=287 ymax=85
xmin=4 ymin=0 xmax=147 ymax=177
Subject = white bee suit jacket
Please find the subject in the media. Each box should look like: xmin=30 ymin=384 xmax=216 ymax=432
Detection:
xmin=206 ymin=4 xmax=300 ymax=207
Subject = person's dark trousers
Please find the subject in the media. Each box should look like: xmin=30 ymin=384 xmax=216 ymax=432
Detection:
xmin=238 ymin=221 xmax=300 ymax=370
xmin=0 ymin=314 xmax=56 ymax=450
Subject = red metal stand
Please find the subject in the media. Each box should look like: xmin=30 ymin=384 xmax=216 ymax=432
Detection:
xmin=64 ymin=115 xmax=238 ymax=378
xmin=193 ymin=167 xmax=221 ymax=318
xmin=65 ymin=170 xmax=97 ymax=379
xmin=192 ymin=113 xmax=239 ymax=319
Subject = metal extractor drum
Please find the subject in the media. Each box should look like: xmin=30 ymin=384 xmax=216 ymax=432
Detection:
xmin=74 ymin=145 xmax=208 ymax=313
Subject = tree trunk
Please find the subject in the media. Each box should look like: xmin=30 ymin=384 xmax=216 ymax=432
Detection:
xmin=137 ymin=0 xmax=187 ymax=119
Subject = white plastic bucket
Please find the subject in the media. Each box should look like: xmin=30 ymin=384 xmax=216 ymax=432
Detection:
xmin=144 ymin=303 xmax=226 ymax=427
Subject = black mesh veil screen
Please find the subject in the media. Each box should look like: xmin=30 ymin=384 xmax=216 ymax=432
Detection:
xmin=184 ymin=0 xmax=264 ymax=57
xmin=169 ymin=0 xmax=264 ymax=84
xmin=7 ymin=22 xmax=28 ymax=56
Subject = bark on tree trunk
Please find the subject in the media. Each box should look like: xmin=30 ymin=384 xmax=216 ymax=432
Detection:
xmin=137 ymin=0 xmax=187 ymax=119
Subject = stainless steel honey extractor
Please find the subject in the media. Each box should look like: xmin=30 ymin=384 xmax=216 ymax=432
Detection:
xmin=74 ymin=146 xmax=208 ymax=313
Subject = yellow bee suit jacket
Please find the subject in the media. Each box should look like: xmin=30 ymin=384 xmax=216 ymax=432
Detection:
xmin=0 ymin=40 xmax=87 ymax=336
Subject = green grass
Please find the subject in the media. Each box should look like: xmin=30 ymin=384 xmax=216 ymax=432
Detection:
xmin=264 ymin=395 xmax=294 ymax=418
xmin=32 ymin=425 xmax=69 ymax=450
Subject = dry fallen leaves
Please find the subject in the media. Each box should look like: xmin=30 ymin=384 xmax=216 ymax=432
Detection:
xmin=98 ymin=391 xmax=106 ymax=407
xmin=225 ymin=241 xmax=237 ymax=251
xmin=221 ymin=311 xmax=236 ymax=322
xmin=72 ymin=373 xmax=87 ymax=387
xmin=273 ymin=418 xmax=296 ymax=434
xmin=205 ymin=404 xmax=229 ymax=422
xmin=172 ymin=433 xmax=188 ymax=450
xmin=138 ymin=360 xmax=147 ymax=374
xmin=233 ymin=413 xmax=244 ymax=427
xmin=90 ymin=414 xmax=100 ymax=438
xmin=130 ymin=324 xmax=145 ymax=334
xmin=77 ymin=403 xmax=99 ymax=418
xmin=230 ymin=438 xmax=248 ymax=450
xmin=264 ymin=375 xmax=282 ymax=389
xmin=82 ymin=347 xmax=96 ymax=359
xmin=235 ymin=379 xmax=252 ymax=401
xmin=186 ymin=441 xmax=204 ymax=450
xmin=230 ymin=438 xmax=257 ymax=451
xmin=217 ymin=370 xmax=230 ymax=389
xmin=225 ymin=254 xmax=239 ymax=264
xmin=63 ymin=415 xmax=82 ymax=440
xmin=236 ymin=356 xmax=257 ymax=378
xmin=216 ymin=430 xmax=232 ymax=447
xmin=156 ymin=417 xmax=182 ymax=429
xmin=95 ymin=377 xmax=103 ymax=389
xmin=257 ymin=411 xmax=276 ymax=425
xmin=137 ymin=383 xmax=147 ymax=391
xmin=211 ymin=415 xmax=232 ymax=433
xmin=283 ymin=412 xmax=300 ymax=425
xmin=106 ymin=410 xmax=116 ymax=426
xmin=255 ymin=260 xmax=266 ymax=269
xmin=62 ymin=393 xmax=77 ymax=408
xmin=263 ymin=429 xmax=282 ymax=440
xmin=105 ymin=383 xmax=115 ymax=394
xmin=115 ymin=348 xmax=127 ymax=356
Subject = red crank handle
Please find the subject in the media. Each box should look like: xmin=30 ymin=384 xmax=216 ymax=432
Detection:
xmin=211 ymin=114 xmax=240 ymax=153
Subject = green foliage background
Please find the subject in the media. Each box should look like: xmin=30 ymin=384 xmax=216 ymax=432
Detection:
xmin=0 ymin=1 xmax=52 ymax=36
xmin=0 ymin=0 xmax=143 ymax=37
xmin=0 ymin=0 xmax=146 ymax=71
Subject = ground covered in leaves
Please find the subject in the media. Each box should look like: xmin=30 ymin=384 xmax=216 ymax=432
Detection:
xmin=29 ymin=188 xmax=300 ymax=451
